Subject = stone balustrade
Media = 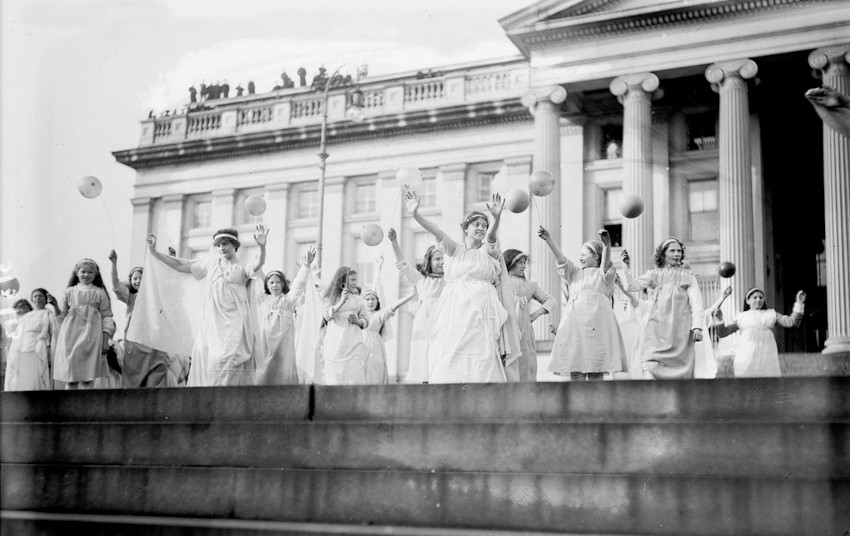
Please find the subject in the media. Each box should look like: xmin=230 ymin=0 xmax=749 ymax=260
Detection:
xmin=140 ymin=61 xmax=529 ymax=146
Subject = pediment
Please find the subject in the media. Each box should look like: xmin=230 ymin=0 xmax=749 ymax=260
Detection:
xmin=501 ymin=0 xmax=669 ymax=31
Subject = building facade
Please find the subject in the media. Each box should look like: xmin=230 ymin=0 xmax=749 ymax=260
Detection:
xmin=114 ymin=0 xmax=850 ymax=379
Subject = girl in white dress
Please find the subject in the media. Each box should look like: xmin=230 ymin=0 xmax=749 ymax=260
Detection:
xmin=147 ymin=226 xmax=268 ymax=387
xmin=712 ymin=287 xmax=806 ymax=377
xmin=539 ymin=227 xmax=627 ymax=380
xmin=503 ymin=249 xmax=555 ymax=382
xmin=387 ymin=227 xmax=445 ymax=383
xmin=255 ymin=247 xmax=315 ymax=385
xmin=54 ymin=259 xmax=117 ymax=390
xmin=405 ymin=189 xmax=509 ymax=384
xmin=361 ymin=287 xmax=416 ymax=384
xmin=4 ymin=293 xmax=58 ymax=391
xmin=321 ymin=267 xmax=369 ymax=385
xmin=622 ymin=238 xmax=705 ymax=379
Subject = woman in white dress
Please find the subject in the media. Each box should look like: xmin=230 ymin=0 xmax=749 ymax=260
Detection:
xmin=503 ymin=249 xmax=555 ymax=382
xmin=712 ymin=288 xmax=806 ymax=378
xmin=321 ymin=266 xmax=369 ymax=385
xmin=405 ymin=188 xmax=508 ymax=384
xmin=147 ymin=226 xmax=268 ymax=387
xmin=387 ymin=227 xmax=445 ymax=383
xmin=5 ymin=293 xmax=58 ymax=391
xmin=622 ymin=238 xmax=705 ymax=379
xmin=539 ymin=227 xmax=627 ymax=380
xmin=255 ymin=247 xmax=315 ymax=385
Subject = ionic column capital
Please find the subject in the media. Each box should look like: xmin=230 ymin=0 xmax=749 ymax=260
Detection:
xmin=705 ymin=59 xmax=758 ymax=92
xmin=809 ymin=45 xmax=850 ymax=76
xmin=521 ymin=85 xmax=568 ymax=109
xmin=609 ymin=73 xmax=659 ymax=103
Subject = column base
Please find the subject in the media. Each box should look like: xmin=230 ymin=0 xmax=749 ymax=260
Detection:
xmin=822 ymin=336 xmax=850 ymax=355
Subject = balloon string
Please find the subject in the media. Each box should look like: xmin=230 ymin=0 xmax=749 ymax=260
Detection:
xmin=99 ymin=196 xmax=116 ymax=249
xmin=530 ymin=195 xmax=543 ymax=229
xmin=390 ymin=189 xmax=401 ymax=230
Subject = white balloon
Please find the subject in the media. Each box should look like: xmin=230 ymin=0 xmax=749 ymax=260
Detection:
xmin=396 ymin=166 xmax=422 ymax=190
xmin=360 ymin=223 xmax=384 ymax=247
xmin=529 ymin=170 xmax=555 ymax=197
xmin=78 ymin=175 xmax=103 ymax=199
xmin=244 ymin=194 xmax=267 ymax=217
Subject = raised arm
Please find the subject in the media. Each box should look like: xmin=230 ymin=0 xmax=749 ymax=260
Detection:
xmin=806 ymin=86 xmax=850 ymax=137
xmin=147 ymin=235 xmax=193 ymax=273
xmin=598 ymin=229 xmax=612 ymax=272
xmin=776 ymin=290 xmax=806 ymax=328
xmin=286 ymin=247 xmax=316 ymax=305
xmin=484 ymin=193 xmax=504 ymax=250
xmin=248 ymin=225 xmax=269 ymax=274
xmin=537 ymin=226 xmax=567 ymax=264
xmin=387 ymin=228 xmax=404 ymax=263
xmin=405 ymin=189 xmax=455 ymax=255
xmin=710 ymin=308 xmax=739 ymax=338
xmin=108 ymin=250 xmax=130 ymax=304
xmin=620 ymin=249 xmax=652 ymax=292
xmin=389 ymin=291 xmax=417 ymax=313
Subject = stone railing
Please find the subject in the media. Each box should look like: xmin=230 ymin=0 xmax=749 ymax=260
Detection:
xmin=139 ymin=61 xmax=529 ymax=146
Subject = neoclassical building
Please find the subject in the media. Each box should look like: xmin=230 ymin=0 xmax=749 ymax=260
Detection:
xmin=114 ymin=0 xmax=850 ymax=378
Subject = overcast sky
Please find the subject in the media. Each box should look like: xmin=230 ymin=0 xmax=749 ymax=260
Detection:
xmin=0 ymin=0 xmax=529 ymax=320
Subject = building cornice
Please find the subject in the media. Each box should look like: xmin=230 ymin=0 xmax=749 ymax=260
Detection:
xmin=505 ymin=0 xmax=843 ymax=56
xmin=113 ymin=101 xmax=531 ymax=170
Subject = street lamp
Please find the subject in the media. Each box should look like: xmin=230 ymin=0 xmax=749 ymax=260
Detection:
xmin=315 ymin=65 xmax=366 ymax=268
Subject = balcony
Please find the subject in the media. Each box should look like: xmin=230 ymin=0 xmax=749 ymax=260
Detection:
xmin=138 ymin=59 xmax=530 ymax=147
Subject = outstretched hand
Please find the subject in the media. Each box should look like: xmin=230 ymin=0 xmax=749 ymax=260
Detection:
xmin=486 ymin=192 xmax=504 ymax=218
xmin=404 ymin=188 xmax=420 ymax=214
xmin=723 ymin=286 xmax=733 ymax=298
xmin=305 ymin=246 xmax=317 ymax=267
xmin=537 ymin=226 xmax=551 ymax=241
xmin=796 ymin=290 xmax=807 ymax=303
xmin=146 ymin=235 xmax=157 ymax=249
xmin=805 ymin=86 xmax=848 ymax=109
xmin=387 ymin=227 xmax=397 ymax=242
xmin=598 ymin=229 xmax=611 ymax=247
xmin=108 ymin=250 xmax=118 ymax=263
xmin=692 ymin=328 xmax=703 ymax=342
xmin=254 ymin=225 xmax=270 ymax=246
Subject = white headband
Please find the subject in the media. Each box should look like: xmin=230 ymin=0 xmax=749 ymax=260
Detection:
xmin=213 ymin=233 xmax=239 ymax=243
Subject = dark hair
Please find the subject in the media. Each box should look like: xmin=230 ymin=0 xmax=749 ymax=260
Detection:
xmin=31 ymin=288 xmax=49 ymax=301
xmin=460 ymin=211 xmax=489 ymax=233
xmin=13 ymin=299 xmax=32 ymax=313
xmin=67 ymin=260 xmax=107 ymax=292
xmin=652 ymin=238 xmax=687 ymax=268
xmin=264 ymin=271 xmax=291 ymax=295
xmin=416 ymin=245 xmax=443 ymax=278
xmin=504 ymin=249 xmax=528 ymax=276
xmin=213 ymin=228 xmax=240 ymax=251
xmin=323 ymin=266 xmax=356 ymax=305
xmin=742 ymin=288 xmax=767 ymax=311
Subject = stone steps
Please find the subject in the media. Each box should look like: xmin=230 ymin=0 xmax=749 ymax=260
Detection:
xmin=2 ymin=378 xmax=848 ymax=535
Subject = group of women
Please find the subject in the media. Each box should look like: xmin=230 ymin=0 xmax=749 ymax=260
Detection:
xmin=4 ymin=189 xmax=806 ymax=391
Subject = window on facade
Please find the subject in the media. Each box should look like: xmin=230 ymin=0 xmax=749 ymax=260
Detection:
xmin=297 ymin=189 xmax=318 ymax=219
xmin=354 ymin=182 xmax=376 ymax=214
xmin=603 ymin=188 xmax=623 ymax=247
xmin=192 ymin=200 xmax=212 ymax=229
xmin=474 ymin=172 xmax=494 ymax=203
xmin=688 ymin=179 xmax=719 ymax=242
xmin=419 ymin=177 xmax=437 ymax=208
xmin=234 ymin=188 xmax=264 ymax=225
xmin=238 ymin=245 xmax=260 ymax=264
xmin=601 ymin=124 xmax=623 ymax=159
xmin=686 ymin=112 xmax=717 ymax=151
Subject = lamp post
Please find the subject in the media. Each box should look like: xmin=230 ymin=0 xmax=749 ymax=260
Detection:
xmin=315 ymin=66 xmax=366 ymax=269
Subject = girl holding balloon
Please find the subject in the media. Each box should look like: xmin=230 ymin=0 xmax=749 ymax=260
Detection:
xmin=53 ymin=259 xmax=117 ymax=390
xmin=503 ymin=248 xmax=556 ymax=382
xmin=321 ymin=266 xmax=369 ymax=385
xmin=538 ymin=227 xmax=627 ymax=380
xmin=711 ymin=288 xmax=806 ymax=377
xmin=387 ymin=227 xmax=445 ymax=383
xmin=147 ymin=226 xmax=268 ymax=387
xmin=405 ymin=188 xmax=509 ymax=384
xmin=621 ymin=238 xmax=705 ymax=379
xmin=255 ymin=247 xmax=316 ymax=385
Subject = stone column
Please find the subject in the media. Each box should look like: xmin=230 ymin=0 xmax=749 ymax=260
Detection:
xmin=162 ymin=194 xmax=186 ymax=254
xmin=524 ymin=86 xmax=567 ymax=337
xmin=809 ymin=46 xmax=850 ymax=354
xmin=706 ymin=59 xmax=758 ymax=322
xmin=377 ymin=169 xmax=402 ymax=380
xmin=264 ymin=183 xmax=290 ymax=272
xmin=610 ymin=73 xmax=659 ymax=276
xmin=130 ymin=197 xmax=152 ymax=267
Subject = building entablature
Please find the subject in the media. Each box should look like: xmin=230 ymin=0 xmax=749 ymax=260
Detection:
xmin=113 ymin=58 xmax=531 ymax=169
xmin=501 ymin=0 xmax=850 ymax=89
